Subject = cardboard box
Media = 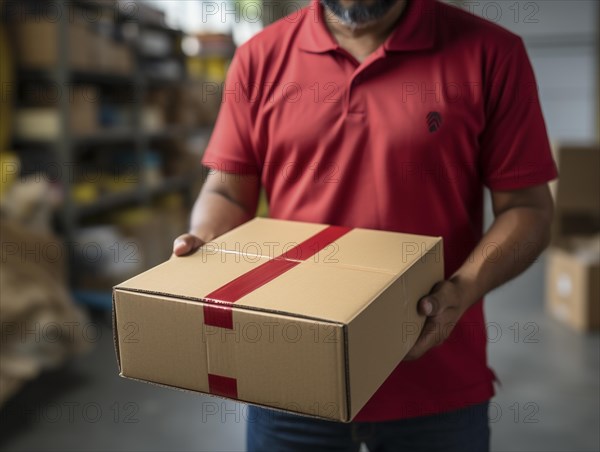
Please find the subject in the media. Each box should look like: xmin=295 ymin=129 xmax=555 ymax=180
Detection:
xmin=14 ymin=86 xmax=98 ymax=139
xmin=113 ymin=218 xmax=443 ymax=421
xmin=552 ymin=144 xmax=599 ymax=214
xmin=14 ymin=108 xmax=60 ymax=140
xmin=546 ymin=236 xmax=600 ymax=332
xmin=13 ymin=20 xmax=92 ymax=70
xmin=70 ymin=85 xmax=99 ymax=135
xmin=550 ymin=143 xmax=600 ymax=241
xmin=112 ymin=43 xmax=134 ymax=75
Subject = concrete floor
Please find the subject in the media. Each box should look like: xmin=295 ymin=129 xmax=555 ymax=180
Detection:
xmin=1 ymin=255 xmax=599 ymax=452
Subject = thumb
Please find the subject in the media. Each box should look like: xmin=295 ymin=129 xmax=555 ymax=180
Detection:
xmin=173 ymin=234 xmax=204 ymax=257
xmin=418 ymin=294 xmax=441 ymax=317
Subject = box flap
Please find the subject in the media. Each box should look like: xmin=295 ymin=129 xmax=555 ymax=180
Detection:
xmin=210 ymin=218 xmax=442 ymax=274
xmin=330 ymin=227 xmax=441 ymax=274
xmin=234 ymin=261 xmax=398 ymax=324
xmin=211 ymin=218 xmax=327 ymax=259
xmin=115 ymin=219 xmax=442 ymax=324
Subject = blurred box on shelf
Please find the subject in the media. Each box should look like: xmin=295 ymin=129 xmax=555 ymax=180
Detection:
xmin=546 ymin=143 xmax=600 ymax=331
xmin=13 ymin=11 xmax=133 ymax=75
xmin=142 ymin=106 xmax=165 ymax=132
xmin=14 ymin=86 xmax=99 ymax=139
xmin=550 ymin=143 xmax=600 ymax=240
xmin=113 ymin=218 xmax=443 ymax=422
xmin=14 ymin=108 xmax=60 ymax=140
xmin=95 ymin=37 xmax=134 ymax=75
xmin=90 ymin=37 xmax=133 ymax=75
xmin=546 ymin=236 xmax=600 ymax=332
xmin=13 ymin=19 xmax=92 ymax=70
xmin=171 ymin=81 xmax=222 ymax=127
xmin=93 ymin=33 xmax=112 ymax=73
xmin=112 ymin=43 xmax=134 ymax=74
xmin=70 ymin=85 xmax=100 ymax=135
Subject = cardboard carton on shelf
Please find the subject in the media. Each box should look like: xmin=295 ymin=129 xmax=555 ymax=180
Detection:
xmin=546 ymin=236 xmax=600 ymax=332
xmin=14 ymin=108 xmax=60 ymax=140
xmin=546 ymin=143 xmax=600 ymax=331
xmin=13 ymin=19 xmax=93 ymax=71
xmin=14 ymin=85 xmax=99 ymax=140
xmin=93 ymin=36 xmax=134 ymax=75
xmin=70 ymin=85 xmax=99 ymax=136
xmin=111 ymin=43 xmax=134 ymax=75
xmin=550 ymin=143 xmax=600 ymax=240
xmin=113 ymin=218 xmax=444 ymax=422
xmin=551 ymin=144 xmax=599 ymax=215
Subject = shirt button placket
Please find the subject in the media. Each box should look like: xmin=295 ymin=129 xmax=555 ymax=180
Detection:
xmin=347 ymin=73 xmax=364 ymax=116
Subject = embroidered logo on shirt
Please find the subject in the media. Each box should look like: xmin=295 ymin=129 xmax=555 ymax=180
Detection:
xmin=426 ymin=111 xmax=442 ymax=133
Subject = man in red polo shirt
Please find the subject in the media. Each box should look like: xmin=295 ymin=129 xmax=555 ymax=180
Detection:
xmin=174 ymin=0 xmax=557 ymax=450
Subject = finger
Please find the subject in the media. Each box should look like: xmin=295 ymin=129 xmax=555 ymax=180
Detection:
xmin=404 ymin=319 xmax=441 ymax=360
xmin=173 ymin=234 xmax=203 ymax=256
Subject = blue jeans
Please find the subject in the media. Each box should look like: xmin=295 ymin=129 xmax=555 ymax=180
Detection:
xmin=246 ymin=402 xmax=490 ymax=452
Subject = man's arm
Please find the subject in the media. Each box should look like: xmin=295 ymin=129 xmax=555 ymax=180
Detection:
xmin=172 ymin=171 xmax=260 ymax=256
xmin=405 ymin=183 xmax=554 ymax=360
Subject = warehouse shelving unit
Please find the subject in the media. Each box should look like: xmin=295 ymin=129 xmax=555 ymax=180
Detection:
xmin=10 ymin=0 xmax=218 ymax=291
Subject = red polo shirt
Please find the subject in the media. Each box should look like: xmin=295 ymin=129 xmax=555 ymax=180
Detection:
xmin=203 ymin=0 xmax=557 ymax=421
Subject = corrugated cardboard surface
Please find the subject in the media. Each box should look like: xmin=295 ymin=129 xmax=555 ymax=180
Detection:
xmin=114 ymin=291 xmax=348 ymax=419
xmin=546 ymin=237 xmax=600 ymax=332
xmin=547 ymin=143 xmax=600 ymax=332
xmin=553 ymin=145 xmax=599 ymax=215
xmin=551 ymin=144 xmax=600 ymax=242
xmin=114 ymin=218 xmax=443 ymax=421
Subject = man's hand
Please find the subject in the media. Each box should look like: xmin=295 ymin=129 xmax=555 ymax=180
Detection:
xmin=172 ymin=233 xmax=205 ymax=257
xmin=405 ymin=280 xmax=470 ymax=361
xmin=405 ymin=185 xmax=554 ymax=360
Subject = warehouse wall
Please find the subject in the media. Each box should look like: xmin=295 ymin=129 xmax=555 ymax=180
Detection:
xmin=457 ymin=0 xmax=599 ymax=142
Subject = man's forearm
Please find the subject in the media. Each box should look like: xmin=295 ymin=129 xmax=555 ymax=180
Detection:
xmin=173 ymin=171 xmax=260 ymax=256
xmin=451 ymin=206 xmax=553 ymax=309
xmin=189 ymin=189 xmax=254 ymax=242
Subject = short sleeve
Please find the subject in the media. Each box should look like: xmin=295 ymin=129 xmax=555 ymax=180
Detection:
xmin=480 ymin=38 xmax=558 ymax=190
xmin=202 ymin=47 xmax=261 ymax=175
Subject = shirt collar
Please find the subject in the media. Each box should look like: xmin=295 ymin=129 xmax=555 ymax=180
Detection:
xmin=298 ymin=0 xmax=437 ymax=54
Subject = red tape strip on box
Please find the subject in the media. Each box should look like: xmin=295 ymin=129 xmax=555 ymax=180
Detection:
xmin=207 ymin=373 xmax=238 ymax=398
xmin=202 ymin=225 xmax=352 ymax=329
xmin=202 ymin=225 xmax=352 ymax=400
